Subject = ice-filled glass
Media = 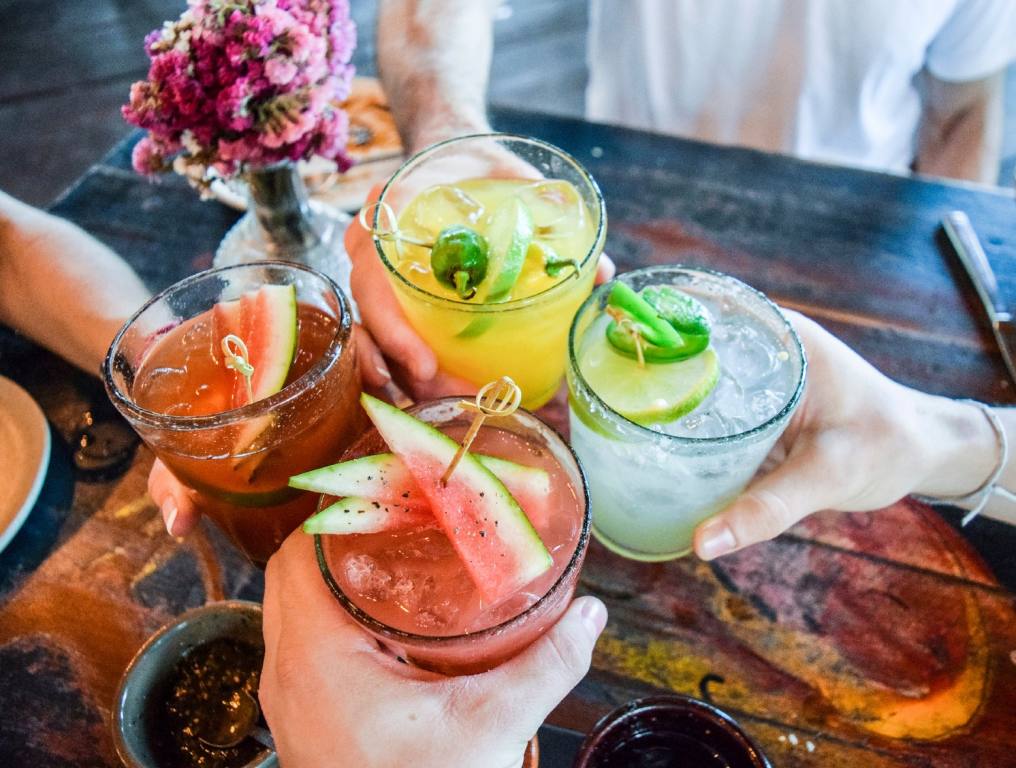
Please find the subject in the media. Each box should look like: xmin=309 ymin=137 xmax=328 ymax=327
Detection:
xmin=105 ymin=262 xmax=364 ymax=566
xmin=567 ymin=266 xmax=806 ymax=561
xmin=315 ymin=398 xmax=590 ymax=675
xmin=373 ymin=133 xmax=606 ymax=409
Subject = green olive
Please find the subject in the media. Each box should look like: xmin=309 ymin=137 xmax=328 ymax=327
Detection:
xmin=431 ymin=226 xmax=489 ymax=299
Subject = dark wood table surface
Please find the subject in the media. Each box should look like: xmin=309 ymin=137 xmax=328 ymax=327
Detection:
xmin=1 ymin=108 xmax=1015 ymax=767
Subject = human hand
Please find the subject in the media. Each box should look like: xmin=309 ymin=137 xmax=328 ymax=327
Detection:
xmin=259 ymin=531 xmax=607 ymax=768
xmin=694 ymin=311 xmax=1000 ymax=559
xmin=347 ymin=185 xmax=615 ymax=401
xmin=150 ymin=325 xmax=392 ymax=536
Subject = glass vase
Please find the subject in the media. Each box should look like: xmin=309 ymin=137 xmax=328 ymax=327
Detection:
xmin=214 ymin=163 xmax=353 ymax=303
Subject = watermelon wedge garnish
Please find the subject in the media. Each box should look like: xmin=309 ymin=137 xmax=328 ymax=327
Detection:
xmin=359 ymin=394 xmax=552 ymax=605
xmin=213 ymin=285 xmax=298 ymax=463
xmin=303 ymin=497 xmax=433 ymax=535
xmin=289 ymin=452 xmax=551 ymax=528
xmin=231 ymin=284 xmax=298 ymax=408
xmin=212 ymin=299 xmax=243 ymax=364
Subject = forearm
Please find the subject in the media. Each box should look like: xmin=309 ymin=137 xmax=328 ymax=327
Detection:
xmin=0 ymin=192 xmax=150 ymax=375
xmin=914 ymin=71 xmax=1004 ymax=184
xmin=377 ymin=0 xmax=499 ymax=154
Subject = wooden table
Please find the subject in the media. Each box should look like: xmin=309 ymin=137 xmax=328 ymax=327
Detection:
xmin=1 ymin=109 xmax=1014 ymax=767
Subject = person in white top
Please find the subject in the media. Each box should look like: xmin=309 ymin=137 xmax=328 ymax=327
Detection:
xmin=586 ymin=0 xmax=1015 ymax=180
xmin=381 ymin=0 xmax=1015 ymax=183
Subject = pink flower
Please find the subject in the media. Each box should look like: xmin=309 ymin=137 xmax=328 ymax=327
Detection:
xmin=265 ymin=57 xmax=298 ymax=85
xmin=124 ymin=0 xmax=357 ymax=181
xmin=131 ymin=137 xmax=164 ymax=175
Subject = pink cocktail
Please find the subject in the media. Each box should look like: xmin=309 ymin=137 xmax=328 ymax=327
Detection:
xmin=314 ymin=398 xmax=590 ymax=675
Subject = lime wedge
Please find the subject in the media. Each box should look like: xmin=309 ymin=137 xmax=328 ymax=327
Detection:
xmin=480 ymin=198 xmax=534 ymax=302
xmin=579 ymin=331 xmax=719 ymax=425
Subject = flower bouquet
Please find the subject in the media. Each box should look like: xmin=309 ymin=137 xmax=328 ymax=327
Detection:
xmin=123 ymin=0 xmax=357 ymax=285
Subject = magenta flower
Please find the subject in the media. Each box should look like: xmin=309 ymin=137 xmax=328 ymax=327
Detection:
xmin=131 ymin=137 xmax=165 ymax=175
xmin=123 ymin=0 xmax=357 ymax=186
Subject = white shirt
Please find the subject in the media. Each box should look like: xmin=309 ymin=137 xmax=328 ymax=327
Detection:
xmin=587 ymin=0 xmax=1016 ymax=173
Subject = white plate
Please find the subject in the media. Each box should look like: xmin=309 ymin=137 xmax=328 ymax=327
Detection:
xmin=0 ymin=376 xmax=51 ymax=554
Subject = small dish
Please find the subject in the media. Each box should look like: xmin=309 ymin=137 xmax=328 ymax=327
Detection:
xmin=112 ymin=601 xmax=275 ymax=768
xmin=0 ymin=375 xmax=51 ymax=555
xmin=573 ymin=694 xmax=772 ymax=768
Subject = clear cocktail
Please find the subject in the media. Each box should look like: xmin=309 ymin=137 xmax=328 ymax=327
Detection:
xmin=567 ymin=266 xmax=806 ymax=561
xmin=105 ymin=262 xmax=365 ymax=565
xmin=372 ymin=134 xmax=606 ymax=409
xmin=306 ymin=396 xmax=590 ymax=675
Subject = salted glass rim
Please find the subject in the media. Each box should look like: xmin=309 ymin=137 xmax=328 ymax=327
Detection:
xmin=568 ymin=264 xmax=807 ymax=446
xmin=102 ymin=261 xmax=352 ymax=431
xmin=315 ymin=397 xmax=592 ymax=648
xmin=373 ymin=132 xmax=607 ymax=313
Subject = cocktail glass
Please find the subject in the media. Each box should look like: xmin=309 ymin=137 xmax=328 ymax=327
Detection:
xmin=567 ymin=265 xmax=806 ymax=561
xmin=373 ymin=133 xmax=606 ymax=409
xmin=314 ymin=397 xmax=591 ymax=676
xmin=104 ymin=262 xmax=365 ymax=566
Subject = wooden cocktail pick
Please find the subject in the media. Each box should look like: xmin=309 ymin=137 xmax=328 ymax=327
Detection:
xmin=605 ymin=305 xmax=646 ymax=367
xmin=221 ymin=334 xmax=255 ymax=405
xmin=441 ymin=376 xmax=522 ymax=486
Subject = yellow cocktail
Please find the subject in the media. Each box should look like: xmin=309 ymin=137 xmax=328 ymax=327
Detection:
xmin=372 ymin=134 xmax=606 ymax=408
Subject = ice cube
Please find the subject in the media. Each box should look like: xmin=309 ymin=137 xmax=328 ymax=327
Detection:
xmin=714 ymin=319 xmax=782 ymax=383
xmin=749 ymin=388 xmax=786 ymax=423
xmin=414 ymin=608 xmax=450 ymax=631
xmin=408 ymin=184 xmax=484 ymax=237
xmin=414 ymin=594 xmax=467 ymax=632
xmin=342 ymin=554 xmax=393 ymax=601
xmin=464 ymin=591 xmax=541 ymax=633
xmin=517 ymin=180 xmax=584 ymax=239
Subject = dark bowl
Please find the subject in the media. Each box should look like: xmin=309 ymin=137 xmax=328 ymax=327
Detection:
xmin=112 ymin=601 xmax=275 ymax=768
xmin=573 ymin=694 xmax=772 ymax=768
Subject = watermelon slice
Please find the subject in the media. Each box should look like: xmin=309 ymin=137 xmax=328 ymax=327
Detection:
xmin=231 ymin=284 xmax=298 ymax=408
xmin=303 ymin=497 xmax=434 ymax=535
xmin=212 ymin=299 xmax=243 ymax=366
xmin=359 ymin=394 xmax=552 ymax=605
xmin=289 ymin=452 xmax=551 ymax=528
xmin=290 ymin=453 xmax=425 ymax=506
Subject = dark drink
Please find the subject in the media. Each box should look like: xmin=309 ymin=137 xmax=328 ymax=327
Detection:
xmin=574 ymin=696 xmax=772 ymax=768
xmin=106 ymin=262 xmax=364 ymax=565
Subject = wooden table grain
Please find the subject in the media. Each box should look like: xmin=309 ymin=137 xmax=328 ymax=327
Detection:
xmin=1 ymin=109 xmax=1014 ymax=767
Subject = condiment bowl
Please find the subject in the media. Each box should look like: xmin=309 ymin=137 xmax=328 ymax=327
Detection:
xmin=112 ymin=600 xmax=275 ymax=768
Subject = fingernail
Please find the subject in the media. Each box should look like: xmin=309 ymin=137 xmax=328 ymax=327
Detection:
xmin=579 ymin=597 xmax=607 ymax=639
xmin=164 ymin=501 xmax=178 ymax=537
xmin=370 ymin=344 xmax=391 ymax=382
xmin=697 ymin=521 xmax=737 ymax=560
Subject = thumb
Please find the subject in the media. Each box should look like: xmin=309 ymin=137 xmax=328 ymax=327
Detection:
xmin=469 ymin=596 xmax=606 ymax=739
xmin=694 ymin=447 xmax=834 ymax=560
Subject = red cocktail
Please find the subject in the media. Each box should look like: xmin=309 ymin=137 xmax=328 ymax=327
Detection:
xmin=105 ymin=262 xmax=364 ymax=565
xmin=308 ymin=396 xmax=590 ymax=675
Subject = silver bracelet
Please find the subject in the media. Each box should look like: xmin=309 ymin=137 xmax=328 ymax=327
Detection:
xmin=922 ymin=400 xmax=1009 ymax=526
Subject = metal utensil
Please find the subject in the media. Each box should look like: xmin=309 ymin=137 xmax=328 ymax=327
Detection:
xmin=197 ymin=688 xmax=276 ymax=751
xmin=942 ymin=211 xmax=1016 ymax=385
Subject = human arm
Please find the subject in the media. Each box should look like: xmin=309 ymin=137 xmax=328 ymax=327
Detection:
xmin=377 ymin=0 xmax=500 ymax=154
xmin=914 ymin=70 xmax=1005 ymax=184
xmin=258 ymin=530 xmax=607 ymax=768
xmin=695 ymin=311 xmax=1010 ymax=559
xmin=0 ymin=191 xmax=150 ymax=375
